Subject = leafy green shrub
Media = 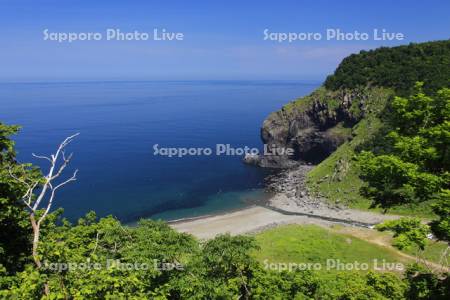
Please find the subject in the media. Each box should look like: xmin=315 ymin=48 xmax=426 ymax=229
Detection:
xmin=376 ymin=218 xmax=430 ymax=250
xmin=358 ymin=85 xmax=449 ymax=210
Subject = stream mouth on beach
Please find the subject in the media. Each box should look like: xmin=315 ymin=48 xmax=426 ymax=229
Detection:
xmin=1 ymin=80 xmax=318 ymax=222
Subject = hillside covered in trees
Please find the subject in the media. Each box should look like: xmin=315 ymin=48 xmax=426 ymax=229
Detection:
xmin=324 ymin=40 xmax=450 ymax=94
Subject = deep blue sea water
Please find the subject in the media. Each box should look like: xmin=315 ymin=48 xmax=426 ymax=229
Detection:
xmin=0 ymin=81 xmax=318 ymax=222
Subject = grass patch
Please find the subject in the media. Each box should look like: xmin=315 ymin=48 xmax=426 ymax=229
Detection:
xmin=282 ymin=87 xmax=327 ymax=114
xmin=254 ymin=224 xmax=411 ymax=274
xmin=335 ymin=226 xmax=449 ymax=267
xmin=402 ymin=240 xmax=449 ymax=265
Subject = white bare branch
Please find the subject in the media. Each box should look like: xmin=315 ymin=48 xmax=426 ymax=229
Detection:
xmin=50 ymin=151 xmax=73 ymax=180
xmin=24 ymin=181 xmax=40 ymax=208
xmin=31 ymin=153 xmax=52 ymax=163
xmin=38 ymin=169 xmax=78 ymax=225
xmin=32 ymin=133 xmax=80 ymax=211
xmin=54 ymin=169 xmax=78 ymax=191
xmin=8 ymin=133 xmax=80 ymax=273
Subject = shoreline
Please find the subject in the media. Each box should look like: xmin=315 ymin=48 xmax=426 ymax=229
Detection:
xmin=169 ymin=199 xmax=399 ymax=239
xmin=170 ymin=165 xmax=400 ymax=239
xmin=170 ymin=205 xmax=328 ymax=239
xmin=166 ymin=188 xmax=276 ymax=225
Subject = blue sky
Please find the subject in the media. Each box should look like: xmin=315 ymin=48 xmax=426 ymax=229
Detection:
xmin=0 ymin=0 xmax=449 ymax=81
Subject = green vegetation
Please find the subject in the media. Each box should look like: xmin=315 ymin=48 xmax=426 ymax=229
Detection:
xmin=253 ymin=224 xmax=450 ymax=299
xmin=404 ymin=241 xmax=449 ymax=265
xmin=325 ymin=40 xmax=450 ymax=95
xmin=254 ymin=224 xmax=410 ymax=272
xmin=358 ymin=84 xmax=449 ymax=211
xmin=306 ymin=88 xmax=434 ymax=216
xmin=282 ymin=86 xmax=329 ymax=114
xmin=2 ymin=40 xmax=450 ymax=298
xmin=307 ymin=118 xmax=437 ymax=217
xmin=404 ymin=263 xmax=450 ymax=300
xmin=370 ymin=217 xmax=449 ymax=265
xmin=376 ymin=218 xmax=430 ymax=251
xmin=275 ymin=40 xmax=450 ymax=298
xmin=310 ymin=42 xmax=449 ymax=216
xmin=431 ymin=194 xmax=450 ymax=242
xmin=291 ymin=39 xmax=450 ymax=298
xmin=307 ymin=116 xmax=378 ymax=203
xmin=1 ymin=122 xmax=448 ymax=299
xmin=0 ymin=124 xmax=41 ymax=274
xmin=304 ymin=40 xmax=450 ymax=299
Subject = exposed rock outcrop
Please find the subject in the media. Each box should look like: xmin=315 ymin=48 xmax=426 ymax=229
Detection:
xmin=243 ymin=153 xmax=300 ymax=169
xmin=249 ymin=87 xmax=369 ymax=167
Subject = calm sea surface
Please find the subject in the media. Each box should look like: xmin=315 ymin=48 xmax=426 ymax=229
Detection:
xmin=0 ymin=81 xmax=318 ymax=222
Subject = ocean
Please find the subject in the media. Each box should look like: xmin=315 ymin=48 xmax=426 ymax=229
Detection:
xmin=0 ymin=80 xmax=318 ymax=222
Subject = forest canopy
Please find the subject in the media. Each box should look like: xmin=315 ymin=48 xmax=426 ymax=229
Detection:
xmin=325 ymin=40 xmax=450 ymax=94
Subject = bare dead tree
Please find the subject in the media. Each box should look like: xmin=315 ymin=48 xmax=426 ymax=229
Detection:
xmin=9 ymin=133 xmax=79 ymax=270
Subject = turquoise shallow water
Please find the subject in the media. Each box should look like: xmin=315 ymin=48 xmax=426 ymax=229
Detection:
xmin=0 ymin=80 xmax=318 ymax=222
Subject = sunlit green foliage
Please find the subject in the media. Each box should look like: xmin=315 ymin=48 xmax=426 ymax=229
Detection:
xmin=430 ymin=190 xmax=450 ymax=242
xmin=325 ymin=40 xmax=450 ymax=95
xmin=358 ymin=85 xmax=449 ymax=210
xmin=376 ymin=218 xmax=430 ymax=251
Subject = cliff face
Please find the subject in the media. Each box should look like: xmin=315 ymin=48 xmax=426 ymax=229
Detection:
xmin=251 ymin=87 xmax=370 ymax=167
xmin=251 ymin=41 xmax=450 ymax=169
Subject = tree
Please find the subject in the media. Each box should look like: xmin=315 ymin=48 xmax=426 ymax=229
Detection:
xmin=429 ymin=190 xmax=450 ymax=268
xmin=376 ymin=218 xmax=430 ymax=251
xmin=376 ymin=216 xmax=450 ymax=299
xmin=9 ymin=133 xmax=79 ymax=295
xmin=324 ymin=40 xmax=450 ymax=95
xmin=358 ymin=151 xmax=442 ymax=209
xmin=358 ymin=85 xmax=449 ymax=210
xmin=0 ymin=123 xmax=41 ymax=276
xmin=430 ymin=190 xmax=450 ymax=243
xmin=405 ymin=264 xmax=450 ymax=300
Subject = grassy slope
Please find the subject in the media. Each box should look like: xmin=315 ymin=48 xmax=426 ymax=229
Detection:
xmin=298 ymin=41 xmax=450 ymax=219
xmin=282 ymin=87 xmax=326 ymax=114
xmin=305 ymin=87 xmax=436 ymax=218
xmin=403 ymin=242 xmax=449 ymax=264
xmin=254 ymin=224 xmax=448 ymax=271
xmin=253 ymin=224 xmax=410 ymax=274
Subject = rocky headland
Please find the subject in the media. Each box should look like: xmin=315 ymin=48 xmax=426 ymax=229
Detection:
xmin=244 ymin=86 xmax=396 ymax=224
xmin=246 ymin=87 xmax=370 ymax=168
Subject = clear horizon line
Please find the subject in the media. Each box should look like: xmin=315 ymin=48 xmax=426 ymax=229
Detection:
xmin=0 ymin=78 xmax=325 ymax=85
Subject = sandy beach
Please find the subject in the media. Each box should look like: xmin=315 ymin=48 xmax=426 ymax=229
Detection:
xmin=170 ymin=197 xmax=399 ymax=239
xmin=171 ymin=205 xmax=326 ymax=239
xmin=171 ymin=166 xmax=400 ymax=239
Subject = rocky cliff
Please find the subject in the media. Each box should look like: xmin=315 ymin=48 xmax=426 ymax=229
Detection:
xmin=247 ymin=40 xmax=450 ymax=169
xmin=247 ymin=87 xmax=371 ymax=167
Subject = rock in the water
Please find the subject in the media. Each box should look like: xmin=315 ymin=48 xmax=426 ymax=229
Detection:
xmin=242 ymin=153 xmax=300 ymax=168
